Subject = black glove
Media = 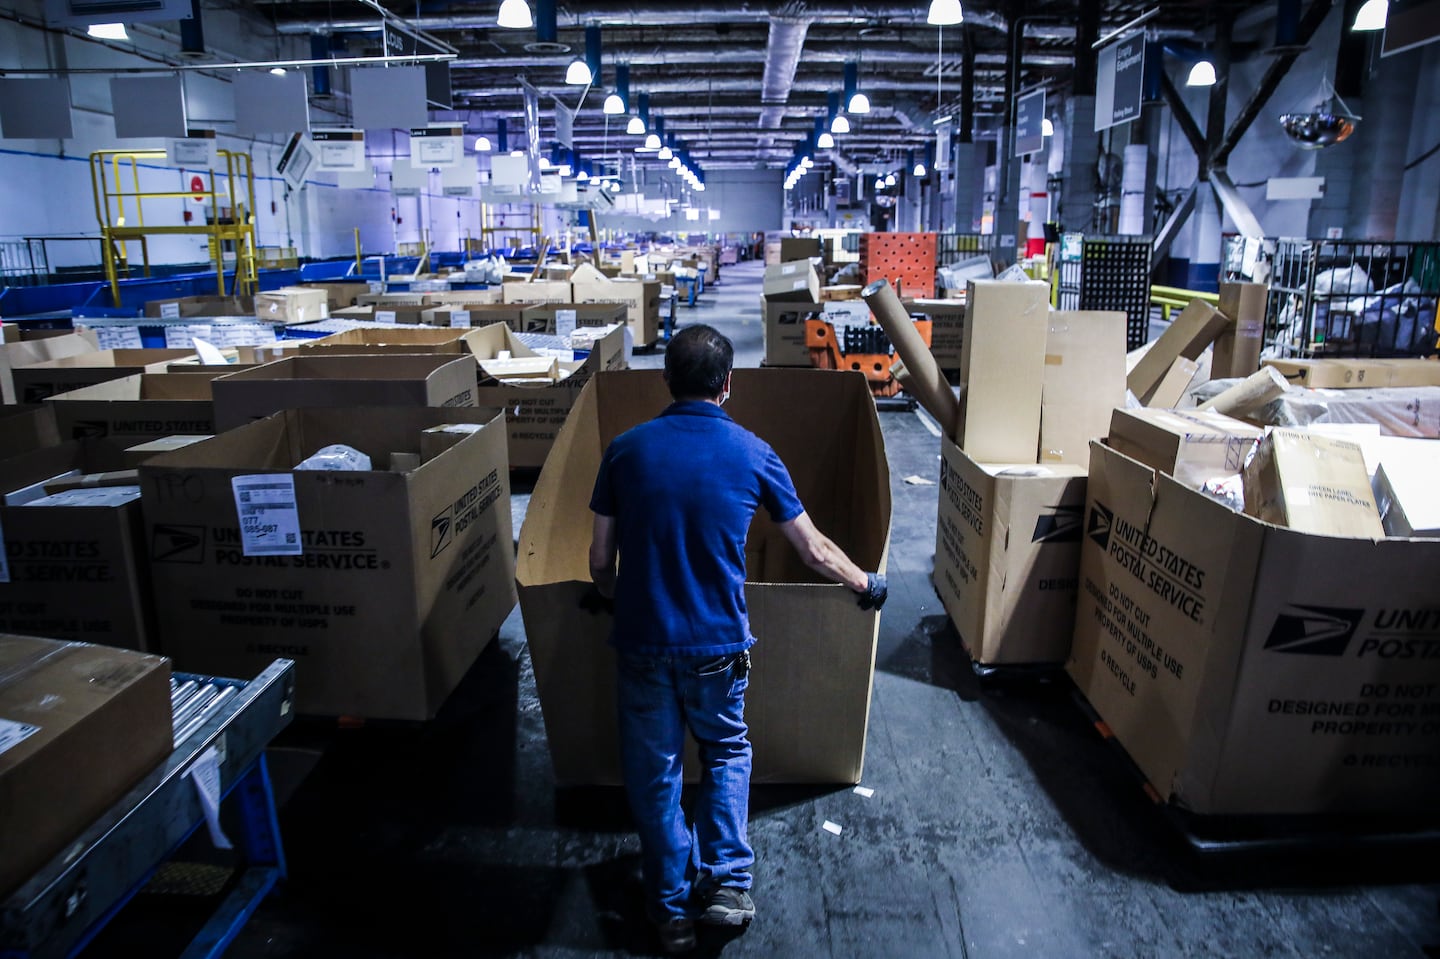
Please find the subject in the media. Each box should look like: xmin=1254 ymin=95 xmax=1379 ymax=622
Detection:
xmin=857 ymin=572 xmax=888 ymax=611
xmin=579 ymin=585 xmax=615 ymax=615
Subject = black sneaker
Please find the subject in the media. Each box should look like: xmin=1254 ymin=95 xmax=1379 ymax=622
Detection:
xmin=700 ymin=886 xmax=756 ymax=926
xmin=656 ymin=917 xmax=696 ymax=954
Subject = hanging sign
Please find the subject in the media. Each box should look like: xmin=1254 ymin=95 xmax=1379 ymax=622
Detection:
xmin=168 ymin=128 xmax=217 ymax=167
xmin=1095 ymin=32 xmax=1146 ymax=132
xmin=312 ymin=129 xmax=367 ymax=171
xmin=1014 ymin=89 xmax=1046 ymax=157
xmin=409 ymin=123 xmax=463 ymax=169
xmin=934 ymin=117 xmax=953 ymax=172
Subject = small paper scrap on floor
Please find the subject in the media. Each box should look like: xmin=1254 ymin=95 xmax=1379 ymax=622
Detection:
xmin=853 ymin=786 xmax=875 ymax=798
xmin=903 ymin=475 xmax=935 ymax=486
xmin=822 ymin=821 xmax=843 ymax=836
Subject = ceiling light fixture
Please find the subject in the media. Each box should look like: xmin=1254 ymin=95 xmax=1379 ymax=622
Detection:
xmin=1042 ymin=117 xmax=1054 ymax=137
xmin=645 ymin=132 xmax=662 ymax=149
xmin=913 ymin=158 xmax=926 ymax=177
xmin=603 ymin=92 xmax=625 ymax=114
xmin=1352 ymin=0 xmax=1388 ymax=31
xmin=474 ymin=136 xmax=492 ymax=151
xmin=848 ymin=91 xmax=870 ymax=114
xmin=885 ymin=172 xmax=896 ymax=186
xmin=565 ymin=58 xmax=591 ymax=85
xmin=1187 ymin=58 xmax=1217 ymax=87
xmin=497 ymin=0 xmax=533 ymax=30
xmin=269 ymin=66 xmax=287 ymax=76
xmin=577 ymin=169 xmax=589 ymax=181
xmin=669 ymin=156 xmax=681 ymax=169
xmin=874 ymin=176 xmax=885 ymax=190
xmin=831 ymin=114 xmax=851 ymax=134
xmin=87 ymin=22 xmax=128 ymax=40
xmin=927 ymin=0 xmax=964 ymax=26
xmin=658 ymin=142 xmax=673 ymax=160
xmin=818 ymin=131 xmax=834 ymax=149
xmin=608 ymin=180 xmax=621 ymax=192
xmin=626 ymin=115 xmax=645 ymax=135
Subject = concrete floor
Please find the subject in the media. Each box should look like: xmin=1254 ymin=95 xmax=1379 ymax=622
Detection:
xmin=111 ymin=260 xmax=1440 ymax=957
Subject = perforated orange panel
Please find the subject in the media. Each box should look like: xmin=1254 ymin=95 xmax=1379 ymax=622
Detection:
xmin=858 ymin=232 xmax=939 ymax=298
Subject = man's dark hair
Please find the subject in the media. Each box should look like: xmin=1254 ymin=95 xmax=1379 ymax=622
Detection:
xmin=664 ymin=325 xmax=734 ymax=400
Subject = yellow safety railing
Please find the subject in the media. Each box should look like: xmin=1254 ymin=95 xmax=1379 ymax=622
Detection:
xmin=1151 ymin=284 xmax=1221 ymax=322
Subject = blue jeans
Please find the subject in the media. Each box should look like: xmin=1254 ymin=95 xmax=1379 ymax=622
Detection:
xmin=616 ymin=649 xmax=754 ymax=921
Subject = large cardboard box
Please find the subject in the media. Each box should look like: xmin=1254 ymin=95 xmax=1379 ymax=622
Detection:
xmin=143 ymin=295 xmax=255 ymax=319
xmin=761 ymin=297 xmax=825 ymax=367
xmin=418 ymin=303 xmax=526 ymax=331
xmin=44 ymin=372 xmax=219 ymax=469
xmin=934 ymin=438 xmax=1087 ymax=665
xmin=0 ymin=404 xmax=61 ymax=459
xmin=1262 ymin=357 xmax=1440 ymax=390
xmin=958 ymin=280 xmax=1051 ymax=462
xmin=763 ymin=261 xmax=822 ymax=303
xmin=501 ymin=279 xmax=574 ymax=306
xmin=518 ymin=303 xmax=629 ymax=335
xmin=1069 ymin=440 xmax=1440 ymax=815
xmin=1040 ymin=311 xmax=1127 ymax=468
xmin=12 ymin=349 xmax=197 ymax=404
xmin=1243 ymin=429 xmax=1384 ymax=539
xmin=1108 ymin=408 xmax=1262 ymax=487
xmin=1127 ymin=301 xmax=1228 ymax=404
xmin=139 ymin=407 xmax=516 ymax=719
xmin=903 ymin=298 xmax=966 ymax=368
xmin=1213 ymin=282 xmax=1267 ymax=379
xmin=0 ymin=441 xmax=156 ymax=650
xmin=469 ymin=322 xmax=627 ymax=469
xmin=0 ymin=636 xmax=171 ymax=898
xmin=211 ymin=354 xmax=476 ymax=431
xmin=299 ymin=282 xmax=369 ymax=311
xmin=1145 ymin=356 xmax=1202 ymax=409
xmin=517 ymin=369 xmax=890 ymax=785
xmin=254 ymin=287 xmax=329 ymax=324
xmin=0 ymin=330 xmax=100 ymax=404
xmin=779 ymin=238 xmax=822 ymax=261
xmin=299 ymin=327 xmax=483 ymax=355
xmin=570 ymin=265 xmax=661 ymax=346
xmin=426 ymin=289 xmax=503 ymax=307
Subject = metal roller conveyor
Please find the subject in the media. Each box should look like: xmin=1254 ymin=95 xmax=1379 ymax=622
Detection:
xmin=0 ymin=659 xmax=296 ymax=959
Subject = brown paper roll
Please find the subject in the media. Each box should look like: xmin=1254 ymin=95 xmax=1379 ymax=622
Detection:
xmin=863 ymin=279 xmax=959 ymax=436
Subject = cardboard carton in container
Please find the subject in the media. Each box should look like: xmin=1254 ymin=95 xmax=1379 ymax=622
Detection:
xmin=0 ymin=329 xmax=101 ymax=404
xmin=760 ymin=297 xmax=825 ymax=367
xmin=518 ymin=369 xmax=890 ymax=785
xmin=570 ymin=265 xmax=661 ymax=346
xmin=518 ymin=303 xmax=629 ymax=335
xmin=1070 ymin=439 xmax=1440 ymax=815
xmin=0 ymin=404 xmax=62 ymax=459
xmin=1262 ymin=357 xmax=1440 ymax=390
xmin=1243 ymin=429 xmax=1383 ymax=539
xmin=1127 ymin=300 xmax=1228 ymax=404
xmin=299 ymin=282 xmax=369 ymax=310
xmin=933 ymin=439 xmax=1087 ymax=665
xmin=902 ymin=298 xmax=966 ymax=368
xmin=958 ymin=280 xmax=1051 ymax=462
xmin=1040 ymin=311 xmax=1127 ymax=468
xmin=122 ymin=434 xmax=210 ymax=467
xmin=425 ymin=289 xmax=503 ymax=307
xmin=12 ymin=349 xmax=198 ymax=404
xmin=254 ymin=287 xmax=329 ymax=324
xmin=0 ymin=636 xmax=171 ymax=898
xmin=469 ymin=322 xmax=627 ymax=469
xmin=418 ymin=303 xmax=527 ymax=331
xmin=143 ymin=295 xmax=255 ymax=319
xmin=762 ymin=261 xmax=822 ymax=303
xmin=1213 ymin=282 xmax=1268 ymax=378
xmin=1108 ymin=408 xmax=1262 ymax=488
xmin=0 ymin=440 xmax=156 ymax=650
xmin=210 ymin=354 xmax=477 ymax=431
xmin=357 ymin=293 xmax=427 ymax=308
xmin=299 ymin=327 xmax=483 ymax=355
xmin=779 ymin=237 xmax=822 ymax=261
xmin=139 ymin=406 xmax=515 ymax=718
xmin=44 ymin=372 xmax=220 ymax=470
xmin=501 ymin=279 xmax=574 ymax=306
xmin=1372 ymin=440 xmax=1440 ymax=536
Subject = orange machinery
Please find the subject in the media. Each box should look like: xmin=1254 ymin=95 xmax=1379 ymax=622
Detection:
xmin=805 ymin=316 xmax=933 ymax=400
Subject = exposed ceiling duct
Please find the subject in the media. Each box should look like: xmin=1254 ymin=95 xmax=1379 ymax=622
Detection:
xmin=758 ymin=17 xmax=809 ymax=133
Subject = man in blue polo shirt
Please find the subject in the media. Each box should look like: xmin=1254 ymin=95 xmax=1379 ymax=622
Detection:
xmin=589 ymin=325 xmax=887 ymax=954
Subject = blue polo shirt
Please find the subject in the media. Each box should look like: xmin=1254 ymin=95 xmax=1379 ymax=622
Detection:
xmin=590 ymin=400 xmax=805 ymax=657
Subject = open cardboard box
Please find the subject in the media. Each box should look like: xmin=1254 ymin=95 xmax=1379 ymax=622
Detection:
xmin=44 ymin=372 xmax=222 ymax=469
xmin=299 ymin=327 xmax=486 ymax=355
xmin=139 ymin=406 xmax=516 ymax=719
xmin=517 ymin=369 xmax=890 ymax=785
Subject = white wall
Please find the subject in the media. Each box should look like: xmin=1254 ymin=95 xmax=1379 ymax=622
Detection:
xmin=597 ymin=168 xmax=784 ymax=235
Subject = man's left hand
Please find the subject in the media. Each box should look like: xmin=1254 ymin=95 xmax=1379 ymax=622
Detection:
xmin=857 ymin=572 xmax=888 ymax=611
xmin=579 ymin=585 xmax=615 ymax=615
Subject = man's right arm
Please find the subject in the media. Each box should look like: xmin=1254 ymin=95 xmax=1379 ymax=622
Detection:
xmin=777 ymin=511 xmax=870 ymax=593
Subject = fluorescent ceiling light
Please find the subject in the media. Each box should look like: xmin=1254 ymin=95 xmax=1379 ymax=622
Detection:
xmin=626 ymin=115 xmax=645 ymax=135
xmin=474 ymin=136 xmax=492 ymax=151
xmin=565 ymin=59 xmax=592 ymax=85
xmin=1042 ymin=117 xmax=1054 ymax=137
xmin=658 ymin=145 xmax=673 ymax=160
xmin=497 ymin=0 xmax=533 ymax=30
xmin=927 ymin=0 xmax=964 ymax=26
xmin=831 ymin=114 xmax=851 ymax=134
xmin=913 ymin=162 xmax=927 ymax=176
xmin=1187 ymin=59 xmax=1216 ymax=87
xmin=817 ymin=131 xmax=835 ymax=149
xmin=644 ymin=132 xmax=661 ymax=149
xmin=603 ymin=92 xmax=625 ymax=114
xmin=1352 ymin=0 xmax=1388 ymax=30
xmin=848 ymin=91 xmax=871 ymax=114
xmin=87 ymin=22 xmax=128 ymax=40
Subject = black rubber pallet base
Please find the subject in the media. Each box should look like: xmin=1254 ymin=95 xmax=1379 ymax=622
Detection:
xmin=1070 ymin=688 xmax=1440 ymax=860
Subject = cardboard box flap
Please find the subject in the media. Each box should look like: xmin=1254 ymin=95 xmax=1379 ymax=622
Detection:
xmin=45 ymin=372 xmax=218 ymax=403
xmin=0 ymin=440 xmax=94 ymax=496
xmin=21 ymin=349 xmax=195 ymax=372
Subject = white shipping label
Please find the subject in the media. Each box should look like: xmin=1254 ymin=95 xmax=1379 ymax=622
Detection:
xmin=160 ymin=302 xmax=182 ymax=319
xmin=555 ymin=309 xmax=577 ymax=339
xmin=449 ymin=310 xmax=471 ymax=328
xmin=375 ymin=310 xmax=397 ymax=325
xmin=188 ymin=745 xmax=233 ymax=850
xmin=0 ymin=513 xmax=9 ymax=584
xmin=165 ymin=324 xmax=212 ymax=349
xmin=231 ymin=474 xmax=302 ymax=556
xmin=0 ymin=717 xmax=40 ymax=756
xmin=93 ymin=326 xmax=144 ymax=349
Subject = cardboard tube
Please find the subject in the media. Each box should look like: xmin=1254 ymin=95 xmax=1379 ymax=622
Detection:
xmin=863 ymin=279 xmax=959 ymax=436
xmin=1199 ymin=365 xmax=1290 ymax=417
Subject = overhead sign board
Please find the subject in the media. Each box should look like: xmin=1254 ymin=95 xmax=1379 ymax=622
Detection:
xmin=409 ymin=123 xmax=464 ymax=169
xmin=1095 ymin=32 xmax=1146 ymax=132
xmin=312 ymin=129 xmax=367 ymax=172
xmin=1014 ymin=89 xmax=1045 ymax=157
xmin=382 ymin=23 xmax=454 ymax=108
